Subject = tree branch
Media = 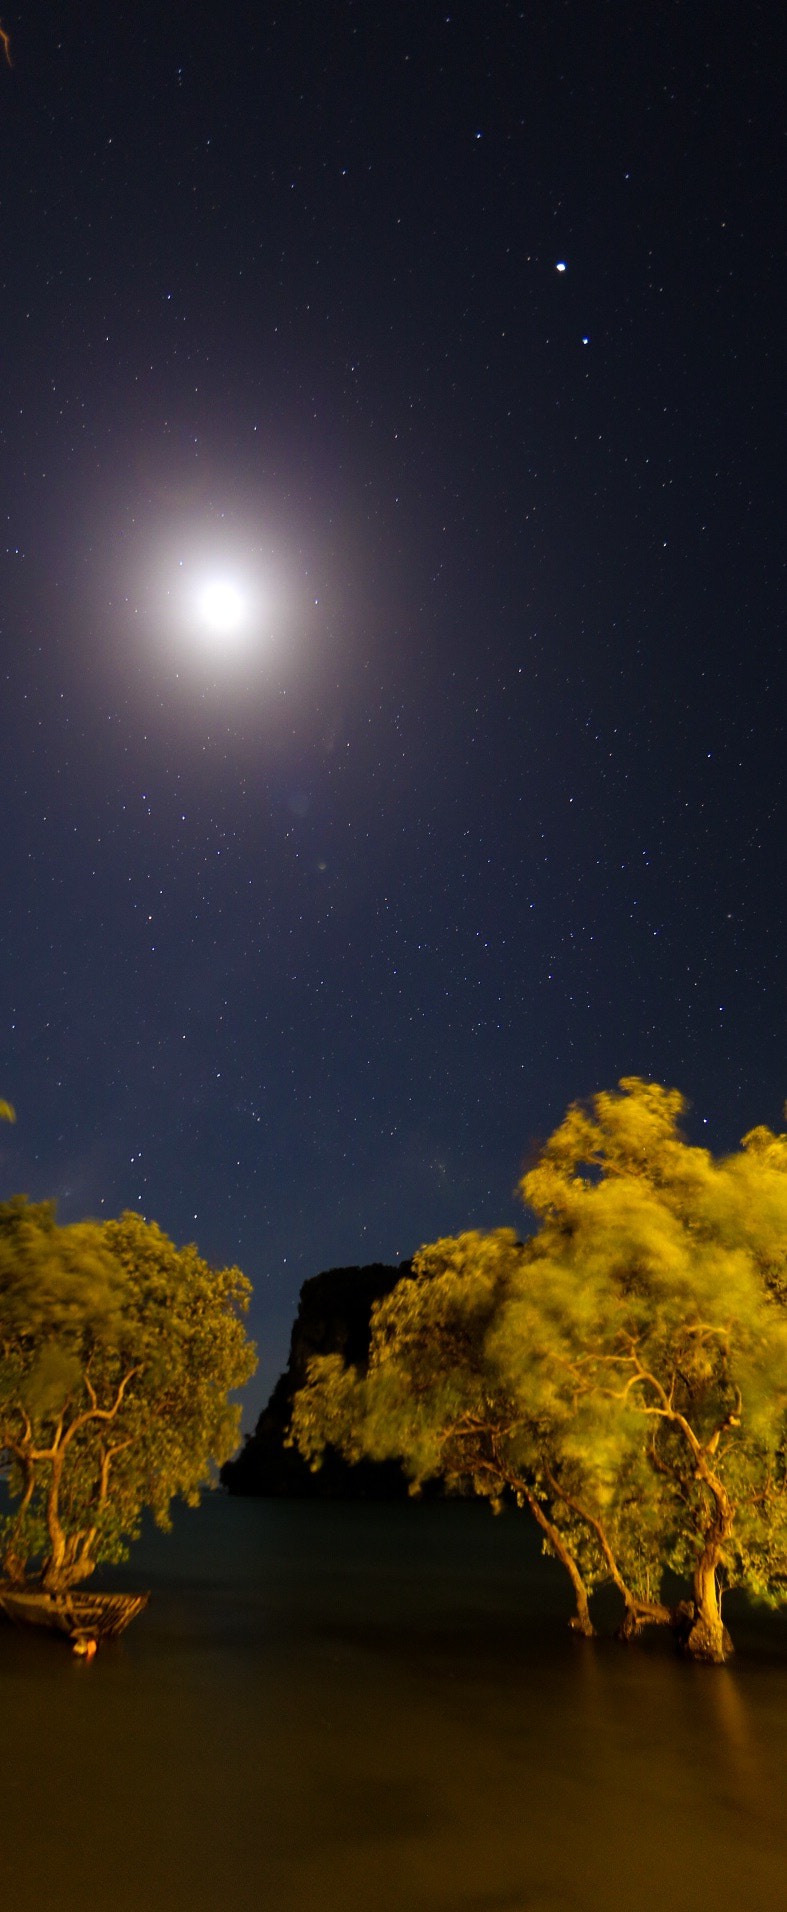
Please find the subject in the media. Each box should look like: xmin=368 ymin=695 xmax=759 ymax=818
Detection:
xmin=59 ymin=1365 xmax=142 ymax=1451
xmin=541 ymin=1461 xmax=673 ymax=1626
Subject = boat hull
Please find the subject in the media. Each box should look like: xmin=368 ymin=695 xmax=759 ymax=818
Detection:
xmin=0 ymin=1586 xmax=149 ymax=1644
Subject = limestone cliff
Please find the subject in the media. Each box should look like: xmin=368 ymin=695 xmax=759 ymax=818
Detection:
xmin=221 ymin=1262 xmax=412 ymax=1497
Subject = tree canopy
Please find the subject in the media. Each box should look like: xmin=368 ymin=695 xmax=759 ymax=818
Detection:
xmin=0 ymin=1199 xmax=256 ymax=1591
xmin=290 ymin=1078 xmax=787 ymax=1661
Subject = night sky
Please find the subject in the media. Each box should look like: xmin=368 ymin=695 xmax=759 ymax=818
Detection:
xmin=1 ymin=2 xmax=784 ymax=1424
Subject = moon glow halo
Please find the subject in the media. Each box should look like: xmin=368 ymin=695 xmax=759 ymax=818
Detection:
xmin=196 ymin=577 xmax=248 ymax=639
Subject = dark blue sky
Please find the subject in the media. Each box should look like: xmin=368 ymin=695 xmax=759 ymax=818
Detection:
xmin=1 ymin=1 xmax=784 ymax=1421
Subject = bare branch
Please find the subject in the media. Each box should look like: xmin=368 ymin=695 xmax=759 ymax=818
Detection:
xmin=60 ymin=1365 xmax=143 ymax=1450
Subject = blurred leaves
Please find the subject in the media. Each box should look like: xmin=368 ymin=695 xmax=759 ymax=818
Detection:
xmin=0 ymin=1198 xmax=257 ymax=1590
xmin=291 ymin=1077 xmax=787 ymax=1640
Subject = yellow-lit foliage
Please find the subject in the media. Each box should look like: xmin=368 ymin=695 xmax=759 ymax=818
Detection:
xmin=291 ymin=1079 xmax=787 ymax=1660
xmin=0 ymin=1199 xmax=257 ymax=1592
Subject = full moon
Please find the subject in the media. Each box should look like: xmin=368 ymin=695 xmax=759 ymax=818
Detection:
xmin=139 ymin=531 xmax=295 ymax=677
xmin=197 ymin=578 xmax=247 ymax=636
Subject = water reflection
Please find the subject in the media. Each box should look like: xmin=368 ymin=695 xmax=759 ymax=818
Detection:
xmin=1 ymin=1497 xmax=787 ymax=1912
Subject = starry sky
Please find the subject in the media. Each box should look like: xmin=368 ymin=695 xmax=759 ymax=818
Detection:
xmin=0 ymin=2 xmax=784 ymax=1424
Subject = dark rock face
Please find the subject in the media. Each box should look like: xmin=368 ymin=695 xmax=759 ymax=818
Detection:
xmin=221 ymin=1262 xmax=412 ymax=1498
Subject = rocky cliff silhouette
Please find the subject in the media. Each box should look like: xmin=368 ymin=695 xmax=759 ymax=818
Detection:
xmin=221 ymin=1262 xmax=412 ymax=1497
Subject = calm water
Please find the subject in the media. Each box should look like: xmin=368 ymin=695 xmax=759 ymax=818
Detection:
xmin=2 ymin=1494 xmax=787 ymax=1912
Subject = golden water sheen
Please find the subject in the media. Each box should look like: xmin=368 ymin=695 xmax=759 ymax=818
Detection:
xmin=1 ymin=1496 xmax=786 ymax=1912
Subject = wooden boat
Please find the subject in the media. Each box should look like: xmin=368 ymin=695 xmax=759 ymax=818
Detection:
xmin=0 ymin=1585 xmax=149 ymax=1646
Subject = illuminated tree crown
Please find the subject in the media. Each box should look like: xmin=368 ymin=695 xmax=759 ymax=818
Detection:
xmin=291 ymin=1078 xmax=787 ymax=1662
xmin=0 ymin=1201 xmax=256 ymax=1593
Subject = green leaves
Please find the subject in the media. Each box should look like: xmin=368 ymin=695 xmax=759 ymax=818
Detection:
xmin=22 ymin=1342 xmax=83 ymax=1416
xmin=290 ymin=1078 xmax=787 ymax=1652
xmin=0 ymin=1199 xmax=127 ymax=1344
xmin=0 ymin=1198 xmax=257 ymax=1591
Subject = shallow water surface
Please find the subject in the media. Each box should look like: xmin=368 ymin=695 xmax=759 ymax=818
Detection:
xmin=2 ymin=1496 xmax=787 ymax=1912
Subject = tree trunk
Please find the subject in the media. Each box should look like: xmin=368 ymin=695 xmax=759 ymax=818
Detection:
xmin=64 ymin=1532 xmax=97 ymax=1586
xmin=652 ymin=1408 xmax=737 ymax=1663
xmin=540 ymin=1464 xmax=673 ymax=1642
xmin=487 ymin=1453 xmax=596 ymax=1637
xmin=675 ymin=1512 xmax=735 ymax=1663
xmin=677 ymin=1560 xmax=734 ymax=1663
xmin=40 ymin=1453 xmax=69 ymax=1593
xmin=520 ymin=1486 xmax=595 ymax=1637
xmin=617 ymin=1596 xmax=675 ymax=1641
